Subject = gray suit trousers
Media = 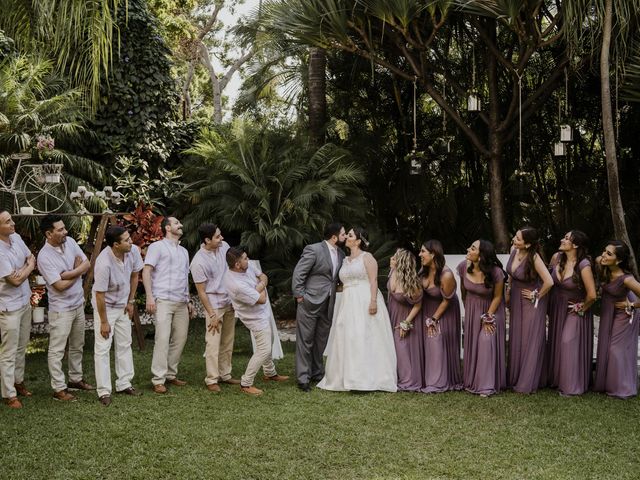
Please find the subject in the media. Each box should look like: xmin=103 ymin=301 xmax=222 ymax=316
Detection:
xmin=295 ymin=296 xmax=331 ymax=384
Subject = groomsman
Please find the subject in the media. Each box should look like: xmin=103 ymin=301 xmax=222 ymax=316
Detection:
xmin=0 ymin=209 xmax=36 ymax=408
xmin=143 ymin=216 xmax=192 ymax=393
xmin=224 ymin=247 xmax=288 ymax=396
xmin=37 ymin=215 xmax=93 ymax=402
xmin=190 ymin=224 xmax=240 ymax=392
xmin=92 ymin=226 xmax=144 ymax=406
xmin=292 ymin=223 xmax=345 ymax=391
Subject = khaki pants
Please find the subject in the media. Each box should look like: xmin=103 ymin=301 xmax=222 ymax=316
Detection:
xmin=241 ymin=326 xmax=277 ymax=387
xmin=94 ymin=308 xmax=134 ymax=397
xmin=151 ymin=299 xmax=189 ymax=385
xmin=48 ymin=306 xmax=86 ymax=392
xmin=0 ymin=304 xmax=31 ymax=399
xmin=205 ymin=306 xmax=236 ymax=385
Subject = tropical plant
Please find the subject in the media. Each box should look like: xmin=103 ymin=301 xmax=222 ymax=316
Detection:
xmin=122 ymin=201 xmax=165 ymax=253
xmin=0 ymin=0 xmax=126 ymax=112
xmin=181 ymin=119 xmax=367 ymax=256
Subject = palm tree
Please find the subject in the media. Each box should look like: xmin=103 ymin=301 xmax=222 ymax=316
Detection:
xmin=563 ymin=0 xmax=640 ymax=273
xmin=0 ymin=0 xmax=125 ymax=112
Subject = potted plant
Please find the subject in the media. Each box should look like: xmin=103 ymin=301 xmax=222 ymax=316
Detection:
xmin=30 ymin=281 xmax=46 ymax=323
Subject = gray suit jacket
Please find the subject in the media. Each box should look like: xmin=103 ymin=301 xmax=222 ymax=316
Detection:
xmin=292 ymin=241 xmax=344 ymax=306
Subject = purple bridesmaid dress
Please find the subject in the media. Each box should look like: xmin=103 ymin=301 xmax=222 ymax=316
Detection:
xmin=458 ymin=261 xmax=506 ymax=396
xmin=387 ymin=279 xmax=424 ymax=391
xmin=506 ymin=251 xmax=549 ymax=393
xmin=593 ymin=274 xmax=639 ymax=398
xmin=545 ymin=259 xmax=593 ymax=395
xmin=421 ymin=268 xmax=462 ymax=392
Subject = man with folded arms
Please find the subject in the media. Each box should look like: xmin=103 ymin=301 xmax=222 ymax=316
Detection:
xmin=37 ymin=214 xmax=93 ymax=402
xmin=223 ymin=247 xmax=288 ymax=396
xmin=143 ymin=216 xmax=192 ymax=394
xmin=0 ymin=209 xmax=36 ymax=409
xmin=92 ymin=226 xmax=144 ymax=406
xmin=190 ymin=223 xmax=240 ymax=392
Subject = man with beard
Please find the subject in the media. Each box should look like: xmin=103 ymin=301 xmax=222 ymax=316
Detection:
xmin=38 ymin=215 xmax=93 ymax=402
xmin=291 ymin=223 xmax=346 ymax=392
xmin=143 ymin=216 xmax=192 ymax=393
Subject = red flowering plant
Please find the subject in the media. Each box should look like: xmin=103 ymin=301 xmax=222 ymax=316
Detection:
xmin=30 ymin=285 xmax=46 ymax=307
xmin=122 ymin=201 xmax=164 ymax=257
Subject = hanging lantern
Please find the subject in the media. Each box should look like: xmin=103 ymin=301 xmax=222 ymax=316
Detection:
xmin=467 ymin=94 xmax=481 ymax=112
xmin=560 ymin=124 xmax=573 ymax=142
xmin=554 ymin=142 xmax=566 ymax=156
xmin=410 ymin=158 xmax=422 ymax=175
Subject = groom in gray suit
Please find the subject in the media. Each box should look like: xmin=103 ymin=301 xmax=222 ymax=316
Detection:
xmin=292 ymin=223 xmax=346 ymax=392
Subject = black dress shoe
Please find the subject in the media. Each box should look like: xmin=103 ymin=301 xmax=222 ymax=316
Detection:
xmin=310 ymin=376 xmax=323 ymax=383
xmin=297 ymin=382 xmax=311 ymax=392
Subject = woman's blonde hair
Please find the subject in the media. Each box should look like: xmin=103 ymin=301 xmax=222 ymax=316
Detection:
xmin=393 ymin=249 xmax=421 ymax=296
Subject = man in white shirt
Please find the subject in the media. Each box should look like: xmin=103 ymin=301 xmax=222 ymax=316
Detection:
xmin=190 ymin=223 xmax=240 ymax=392
xmin=143 ymin=216 xmax=192 ymax=394
xmin=92 ymin=226 xmax=144 ymax=406
xmin=37 ymin=214 xmax=93 ymax=402
xmin=223 ymin=247 xmax=288 ymax=396
xmin=0 ymin=209 xmax=36 ymax=409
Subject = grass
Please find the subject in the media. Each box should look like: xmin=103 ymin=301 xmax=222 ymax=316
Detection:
xmin=2 ymin=320 xmax=640 ymax=480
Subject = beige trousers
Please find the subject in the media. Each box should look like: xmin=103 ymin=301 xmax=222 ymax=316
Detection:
xmin=48 ymin=306 xmax=86 ymax=392
xmin=241 ymin=326 xmax=277 ymax=387
xmin=151 ymin=299 xmax=189 ymax=385
xmin=0 ymin=303 xmax=31 ymax=399
xmin=205 ymin=305 xmax=237 ymax=385
xmin=94 ymin=308 xmax=134 ymax=397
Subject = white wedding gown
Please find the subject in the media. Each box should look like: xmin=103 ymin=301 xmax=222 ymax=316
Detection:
xmin=318 ymin=253 xmax=397 ymax=392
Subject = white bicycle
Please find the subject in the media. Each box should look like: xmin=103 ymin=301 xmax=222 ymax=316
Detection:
xmin=0 ymin=153 xmax=67 ymax=213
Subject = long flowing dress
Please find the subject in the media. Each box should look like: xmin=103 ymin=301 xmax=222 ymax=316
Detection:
xmin=421 ymin=268 xmax=462 ymax=393
xmin=593 ymin=274 xmax=639 ymax=398
xmin=545 ymin=259 xmax=593 ymax=395
xmin=318 ymin=253 xmax=397 ymax=392
xmin=506 ymin=251 xmax=549 ymax=393
xmin=458 ymin=261 xmax=506 ymax=396
xmin=387 ymin=278 xmax=424 ymax=391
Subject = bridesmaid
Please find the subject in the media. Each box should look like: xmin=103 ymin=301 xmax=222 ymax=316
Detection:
xmin=388 ymin=248 xmax=423 ymax=391
xmin=594 ymin=241 xmax=640 ymax=398
xmin=418 ymin=240 xmax=462 ymax=392
xmin=506 ymin=227 xmax=553 ymax=393
xmin=458 ymin=240 xmax=506 ymax=397
xmin=546 ymin=230 xmax=596 ymax=396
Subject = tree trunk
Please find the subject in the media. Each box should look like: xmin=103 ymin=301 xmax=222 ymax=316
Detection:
xmin=486 ymin=19 xmax=510 ymax=252
xmin=308 ymin=47 xmax=327 ymax=146
xmin=600 ymin=0 xmax=638 ymax=275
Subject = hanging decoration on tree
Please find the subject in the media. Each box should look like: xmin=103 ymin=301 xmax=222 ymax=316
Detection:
xmin=467 ymin=44 xmax=482 ymax=112
xmin=407 ymin=76 xmax=424 ymax=175
xmin=555 ymin=69 xmax=571 ymax=156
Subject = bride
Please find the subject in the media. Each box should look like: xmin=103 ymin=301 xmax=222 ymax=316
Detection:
xmin=318 ymin=227 xmax=397 ymax=392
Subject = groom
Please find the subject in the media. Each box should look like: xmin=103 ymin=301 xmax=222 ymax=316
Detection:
xmin=292 ymin=223 xmax=346 ymax=392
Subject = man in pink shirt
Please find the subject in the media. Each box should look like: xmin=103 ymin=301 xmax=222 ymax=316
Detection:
xmin=190 ymin=223 xmax=240 ymax=392
xmin=0 ymin=209 xmax=36 ymax=409
xmin=37 ymin=214 xmax=94 ymax=402
xmin=223 ymin=247 xmax=288 ymax=396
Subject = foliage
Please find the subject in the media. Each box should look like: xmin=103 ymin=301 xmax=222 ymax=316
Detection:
xmin=182 ymin=119 xmax=366 ymax=254
xmin=122 ymin=201 xmax=165 ymax=252
xmin=88 ymin=0 xmax=182 ymax=168
xmin=0 ymin=0 xmax=125 ymax=112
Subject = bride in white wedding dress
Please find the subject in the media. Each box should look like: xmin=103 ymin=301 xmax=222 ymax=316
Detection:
xmin=318 ymin=227 xmax=397 ymax=392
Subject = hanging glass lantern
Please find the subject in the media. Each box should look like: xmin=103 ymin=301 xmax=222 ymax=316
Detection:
xmin=410 ymin=158 xmax=422 ymax=175
xmin=560 ymin=124 xmax=573 ymax=142
xmin=467 ymin=94 xmax=481 ymax=112
xmin=554 ymin=142 xmax=566 ymax=156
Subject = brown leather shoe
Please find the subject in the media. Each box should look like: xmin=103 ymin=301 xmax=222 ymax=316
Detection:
xmin=264 ymin=374 xmax=290 ymax=382
xmin=240 ymin=385 xmax=263 ymax=396
xmin=167 ymin=378 xmax=187 ymax=386
xmin=152 ymin=384 xmax=167 ymax=394
xmin=52 ymin=390 xmax=77 ymax=402
xmin=220 ymin=377 xmax=241 ymax=385
xmin=206 ymin=383 xmax=221 ymax=393
xmin=14 ymin=383 xmax=32 ymax=397
xmin=99 ymin=395 xmax=112 ymax=406
xmin=116 ymin=387 xmax=142 ymax=396
xmin=67 ymin=380 xmax=95 ymax=391
xmin=4 ymin=397 xmax=22 ymax=409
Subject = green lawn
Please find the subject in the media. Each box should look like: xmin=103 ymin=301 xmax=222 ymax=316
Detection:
xmin=2 ymin=321 xmax=640 ymax=479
